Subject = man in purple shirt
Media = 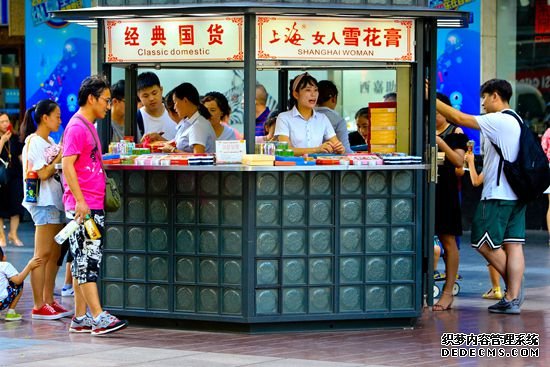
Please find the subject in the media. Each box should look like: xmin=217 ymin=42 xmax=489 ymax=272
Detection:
xmin=255 ymin=84 xmax=271 ymax=136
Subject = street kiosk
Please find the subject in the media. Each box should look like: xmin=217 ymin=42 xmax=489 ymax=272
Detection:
xmin=54 ymin=3 xmax=469 ymax=331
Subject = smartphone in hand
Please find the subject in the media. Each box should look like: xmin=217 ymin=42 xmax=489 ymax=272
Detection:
xmin=6 ymin=123 xmax=12 ymax=133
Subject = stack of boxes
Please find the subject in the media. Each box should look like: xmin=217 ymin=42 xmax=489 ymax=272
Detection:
xmin=368 ymin=101 xmax=397 ymax=153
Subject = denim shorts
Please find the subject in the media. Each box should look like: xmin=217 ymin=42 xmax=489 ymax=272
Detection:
xmin=28 ymin=205 xmax=66 ymax=226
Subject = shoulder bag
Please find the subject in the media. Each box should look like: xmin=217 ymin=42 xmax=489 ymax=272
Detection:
xmin=77 ymin=117 xmax=121 ymax=212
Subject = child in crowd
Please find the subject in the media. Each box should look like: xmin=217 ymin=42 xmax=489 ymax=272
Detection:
xmin=1 ymin=255 xmax=42 ymax=321
xmin=20 ymin=100 xmax=72 ymax=320
xmin=465 ymin=150 xmax=503 ymax=300
xmin=264 ymin=115 xmax=277 ymax=141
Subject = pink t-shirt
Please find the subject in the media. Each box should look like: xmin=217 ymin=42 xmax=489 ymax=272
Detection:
xmin=62 ymin=114 xmax=105 ymax=211
xmin=541 ymin=128 xmax=550 ymax=162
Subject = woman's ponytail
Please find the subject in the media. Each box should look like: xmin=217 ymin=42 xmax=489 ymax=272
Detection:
xmin=19 ymin=106 xmax=37 ymax=143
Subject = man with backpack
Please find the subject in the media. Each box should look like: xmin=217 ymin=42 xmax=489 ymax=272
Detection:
xmin=434 ymin=79 xmax=533 ymax=314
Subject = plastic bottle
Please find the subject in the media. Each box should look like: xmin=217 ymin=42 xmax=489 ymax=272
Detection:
xmin=25 ymin=171 xmax=39 ymax=203
xmin=84 ymin=214 xmax=102 ymax=240
xmin=463 ymin=140 xmax=475 ymax=169
xmin=54 ymin=220 xmax=80 ymax=245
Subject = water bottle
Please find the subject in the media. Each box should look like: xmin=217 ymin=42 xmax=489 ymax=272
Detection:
xmin=25 ymin=171 xmax=39 ymax=203
xmin=84 ymin=214 xmax=102 ymax=240
xmin=54 ymin=220 xmax=80 ymax=245
xmin=463 ymin=140 xmax=475 ymax=170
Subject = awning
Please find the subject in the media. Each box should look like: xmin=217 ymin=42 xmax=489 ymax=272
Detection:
xmin=52 ymin=2 xmax=470 ymax=29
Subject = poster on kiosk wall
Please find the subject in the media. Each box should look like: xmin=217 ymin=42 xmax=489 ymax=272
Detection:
xmin=430 ymin=0 xmax=481 ymax=153
xmin=25 ymin=0 xmax=92 ymax=143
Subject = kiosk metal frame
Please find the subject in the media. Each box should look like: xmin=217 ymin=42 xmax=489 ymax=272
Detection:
xmin=54 ymin=3 xmax=468 ymax=331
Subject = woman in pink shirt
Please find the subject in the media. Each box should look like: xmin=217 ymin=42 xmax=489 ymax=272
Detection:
xmin=541 ymin=127 xmax=550 ymax=246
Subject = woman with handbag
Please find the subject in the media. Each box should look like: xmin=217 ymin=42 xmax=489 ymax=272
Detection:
xmin=0 ymin=113 xmax=24 ymax=248
xmin=20 ymin=100 xmax=72 ymax=320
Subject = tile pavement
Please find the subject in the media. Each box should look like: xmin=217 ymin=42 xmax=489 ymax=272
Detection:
xmin=1 ymin=224 xmax=549 ymax=366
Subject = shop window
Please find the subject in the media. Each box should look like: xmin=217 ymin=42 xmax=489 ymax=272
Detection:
xmin=0 ymin=51 xmax=20 ymax=116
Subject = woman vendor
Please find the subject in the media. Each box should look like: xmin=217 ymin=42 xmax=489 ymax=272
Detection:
xmin=275 ymin=73 xmax=345 ymax=156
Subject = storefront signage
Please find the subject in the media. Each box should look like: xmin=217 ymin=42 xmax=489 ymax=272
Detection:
xmin=31 ymin=0 xmax=83 ymax=26
xmin=256 ymin=16 xmax=414 ymax=62
xmin=104 ymin=17 xmax=244 ymax=63
xmin=517 ymin=68 xmax=550 ymax=92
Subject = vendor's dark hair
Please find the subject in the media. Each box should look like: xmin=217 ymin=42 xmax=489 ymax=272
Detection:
xmin=137 ymin=71 xmax=161 ymax=92
xmin=288 ymin=73 xmax=318 ymax=109
xmin=383 ymin=92 xmax=397 ymax=101
xmin=317 ymin=80 xmax=338 ymax=105
xmin=173 ymin=82 xmax=211 ymax=120
xmin=78 ymin=75 xmax=110 ymax=106
xmin=111 ymin=79 xmax=125 ymax=101
xmin=480 ymin=79 xmax=512 ymax=103
xmin=202 ymin=91 xmax=231 ymax=119
xmin=355 ymin=107 xmax=369 ymax=120
xmin=20 ymin=99 xmax=59 ymax=142
xmin=164 ymin=89 xmax=176 ymax=115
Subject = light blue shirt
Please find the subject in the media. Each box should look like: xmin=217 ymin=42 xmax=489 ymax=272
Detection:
xmin=315 ymin=106 xmax=352 ymax=153
xmin=218 ymin=125 xmax=237 ymax=141
xmin=187 ymin=111 xmax=217 ymax=153
xmin=274 ymin=106 xmax=336 ymax=149
xmin=174 ymin=119 xmax=194 ymax=153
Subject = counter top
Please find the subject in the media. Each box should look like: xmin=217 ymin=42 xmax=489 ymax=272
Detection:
xmin=104 ymin=164 xmax=430 ymax=172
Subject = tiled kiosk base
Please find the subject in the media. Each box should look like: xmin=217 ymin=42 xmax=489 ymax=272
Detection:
xmin=102 ymin=167 xmax=425 ymax=330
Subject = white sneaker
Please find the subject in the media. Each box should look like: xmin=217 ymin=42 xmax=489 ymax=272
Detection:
xmin=61 ymin=287 xmax=74 ymax=297
xmin=91 ymin=312 xmax=128 ymax=336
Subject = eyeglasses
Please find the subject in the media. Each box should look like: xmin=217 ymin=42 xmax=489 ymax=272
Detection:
xmin=98 ymin=96 xmax=112 ymax=105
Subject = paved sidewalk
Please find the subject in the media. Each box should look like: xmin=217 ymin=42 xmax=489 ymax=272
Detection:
xmin=1 ymin=222 xmax=549 ymax=367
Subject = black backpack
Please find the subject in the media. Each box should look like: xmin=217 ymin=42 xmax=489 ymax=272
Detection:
xmin=491 ymin=110 xmax=550 ymax=201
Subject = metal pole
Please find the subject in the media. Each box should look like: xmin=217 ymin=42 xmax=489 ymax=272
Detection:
xmin=125 ymin=64 xmax=137 ymax=140
xmin=243 ymin=13 xmax=257 ymax=153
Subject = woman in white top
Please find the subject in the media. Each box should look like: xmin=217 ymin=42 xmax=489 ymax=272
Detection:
xmin=171 ymin=82 xmax=216 ymax=153
xmin=20 ymin=100 xmax=70 ymax=319
xmin=202 ymin=92 xmax=238 ymax=141
xmin=160 ymin=89 xmax=193 ymax=153
xmin=275 ymin=73 xmax=345 ymax=156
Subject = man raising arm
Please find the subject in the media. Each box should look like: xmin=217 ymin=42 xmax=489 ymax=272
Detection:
xmin=433 ymin=79 xmax=525 ymax=315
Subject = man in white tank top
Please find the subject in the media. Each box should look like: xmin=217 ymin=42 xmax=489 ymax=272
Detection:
xmin=136 ymin=72 xmax=176 ymax=141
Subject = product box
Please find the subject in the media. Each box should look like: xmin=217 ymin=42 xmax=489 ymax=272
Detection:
xmin=370 ymin=130 xmax=396 ymax=144
xmin=242 ymin=154 xmax=275 ymax=166
xmin=370 ymin=112 xmax=397 ymax=125
xmin=370 ymin=144 xmax=396 ymax=153
xmin=216 ymin=140 xmax=246 ymax=164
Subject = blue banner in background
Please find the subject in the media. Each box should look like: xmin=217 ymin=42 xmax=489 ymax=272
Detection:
xmin=431 ymin=0 xmax=481 ymax=154
xmin=26 ymin=0 xmax=91 ymax=143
